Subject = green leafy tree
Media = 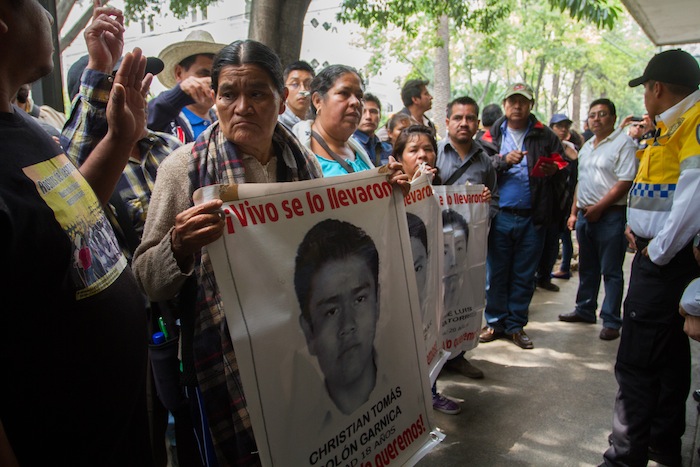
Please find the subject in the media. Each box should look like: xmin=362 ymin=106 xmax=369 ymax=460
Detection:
xmin=344 ymin=0 xmax=649 ymax=129
xmin=57 ymin=0 xmax=217 ymax=52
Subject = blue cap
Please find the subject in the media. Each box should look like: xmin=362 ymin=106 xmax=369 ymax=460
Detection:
xmin=549 ymin=113 xmax=572 ymax=126
xmin=152 ymin=332 xmax=166 ymax=345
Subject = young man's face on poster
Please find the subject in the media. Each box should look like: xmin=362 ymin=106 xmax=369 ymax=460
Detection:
xmin=301 ymin=255 xmax=379 ymax=392
xmin=410 ymin=236 xmax=428 ymax=317
xmin=443 ymin=221 xmax=468 ymax=310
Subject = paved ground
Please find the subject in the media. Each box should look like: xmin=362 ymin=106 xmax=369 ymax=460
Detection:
xmin=418 ymin=250 xmax=700 ymax=467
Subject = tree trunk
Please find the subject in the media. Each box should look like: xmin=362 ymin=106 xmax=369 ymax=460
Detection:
xmin=533 ymin=56 xmax=546 ymax=111
xmin=248 ymin=0 xmax=312 ymax=68
xmin=550 ymin=71 xmax=560 ymax=116
xmin=432 ymin=14 xmax=450 ymax=137
xmin=479 ymin=69 xmax=492 ymax=107
xmin=57 ymin=0 xmax=77 ymax=31
xmin=572 ymin=68 xmax=584 ymax=131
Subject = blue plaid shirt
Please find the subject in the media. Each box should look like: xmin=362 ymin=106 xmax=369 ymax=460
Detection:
xmin=61 ymin=68 xmax=182 ymax=255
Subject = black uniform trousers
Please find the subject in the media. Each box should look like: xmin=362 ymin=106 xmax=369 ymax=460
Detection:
xmin=603 ymin=240 xmax=700 ymax=466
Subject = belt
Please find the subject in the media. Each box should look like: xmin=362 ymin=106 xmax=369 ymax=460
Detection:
xmin=501 ymin=207 xmax=532 ymax=217
xmin=635 ymin=234 xmax=651 ymax=251
xmin=605 ymin=205 xmax=627 ymax=213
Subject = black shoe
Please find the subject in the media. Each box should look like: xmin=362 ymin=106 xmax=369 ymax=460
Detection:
xmin=693 ymin=389 xmax=700 ymax=402
xmin=444 ymin=358 xmax=485 ymax=379
xmin=558 ymin=311 xmax=596 ymax=324
xmin=599 ymin=328 xmax=620 ymax=340
xmin=537 ymin=280 xmax=560 ymax=292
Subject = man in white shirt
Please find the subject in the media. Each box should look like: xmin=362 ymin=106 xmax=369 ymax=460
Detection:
xmin=278 ymin=60 xmax=314 ymax=131
xmin=558 ymin=98 xmax=638 ymax=341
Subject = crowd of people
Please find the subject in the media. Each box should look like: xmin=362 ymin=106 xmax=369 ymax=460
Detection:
xmin=2 ymin=1 xmax=700 ymax=466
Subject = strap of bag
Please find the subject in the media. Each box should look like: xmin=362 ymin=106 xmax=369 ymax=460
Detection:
xmin=444 ymin=148 xmax=483 ymax=185
xmin=311 ymin=130 xmax=355 ymax=173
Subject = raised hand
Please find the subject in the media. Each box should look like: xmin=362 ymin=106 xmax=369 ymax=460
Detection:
xmin=84 ymin=1 xmax=125 ymax=74
xmin=106 ymin=48 xmax=152 ymax=147
xmin=179 ymin=76 xmax=214 ymax=107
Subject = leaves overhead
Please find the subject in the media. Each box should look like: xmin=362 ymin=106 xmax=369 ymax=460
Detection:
xmin=547 ymin=0 xmax=620 ymax=29
xmin=339 ymin=0 xmax=620 ymax=33
xmin=122 ymin=0 xmax=217 ymax=22
xmin=339 ymin=0 xmax=510 ymax=35
xmin=351 ymin=0 xmax=649 ymax=121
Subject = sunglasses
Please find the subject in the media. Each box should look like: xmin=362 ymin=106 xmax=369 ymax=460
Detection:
xmin=587 ymin=111 xmax=610 ymax=119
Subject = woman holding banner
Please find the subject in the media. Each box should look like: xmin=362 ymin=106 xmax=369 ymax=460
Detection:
xmin=393 ymin=126 xmax=463 ymax=415
xmin=392 ymin=124 xmax=440 ymax=182
xmin=133 ymin=40 xmax=324 ymax=465
xmin=133 ymin=41 xmax=407 ymax=465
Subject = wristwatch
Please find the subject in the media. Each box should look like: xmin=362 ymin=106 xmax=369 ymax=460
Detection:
xmin=694 ymin=232 xmax=700 ymax=249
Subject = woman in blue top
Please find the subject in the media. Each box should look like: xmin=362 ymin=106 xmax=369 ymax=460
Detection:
xmin=293 ymin=64 xmax=375 ymax=176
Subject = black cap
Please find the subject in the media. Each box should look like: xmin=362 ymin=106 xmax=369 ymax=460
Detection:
xmin=628 ymin=49 xmax=700 ymax=89
xmin=67 ymin=54 xmax=165 ymax=101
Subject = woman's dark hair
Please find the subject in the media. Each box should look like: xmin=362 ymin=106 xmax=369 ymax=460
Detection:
xmin=387 ymin=113 xmax=412 ymax=133
xmin=392 ymin=125 xmax=437 ymax=161
xmin=211 ymin=40 xmax=284 ymax=95
xmin=309 ymin=64 xmax=364 ymax=112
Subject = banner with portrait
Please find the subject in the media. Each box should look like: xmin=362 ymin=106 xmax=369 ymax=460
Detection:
xmin=432 ymin=184 xmax=489 ymax=354
xmin=403 ymin=173 xmax=449 ymax=384
xmin=195 ymin=169 xmax=443 ymax=467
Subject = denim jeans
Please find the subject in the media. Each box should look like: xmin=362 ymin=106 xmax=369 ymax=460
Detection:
xmin=574 ymin=209 xmax=626 ymax=328
xmin=559 ymin=230 xmax=573 ymax=273
xmin=485 ymin=211 xmax=545 ymax=334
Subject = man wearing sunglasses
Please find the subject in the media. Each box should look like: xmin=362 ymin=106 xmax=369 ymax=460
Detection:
xmin=602 ymin=49 xmax=700 ymax=467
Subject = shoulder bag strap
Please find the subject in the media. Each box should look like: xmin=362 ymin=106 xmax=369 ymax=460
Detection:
xmin=444 ymin=148 xmax=483 ymax=185
xmin=311 ymin=130 xmax=355 ymax=173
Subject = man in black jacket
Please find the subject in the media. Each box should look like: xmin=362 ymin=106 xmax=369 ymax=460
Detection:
xmin=479 ymin=83 xmax=569 ymax=349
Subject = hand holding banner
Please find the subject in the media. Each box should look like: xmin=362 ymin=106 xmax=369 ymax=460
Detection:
xmin=195 ymin=169 xmax=443 ymax=466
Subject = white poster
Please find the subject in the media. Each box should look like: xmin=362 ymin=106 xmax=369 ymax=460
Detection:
xmin=195 ymin=169 xmax=443 ymax=467
xmin=432 ymin=184 xmax=489 ymax=354
xmin=403 ymin=173 xmax=449 ymax=384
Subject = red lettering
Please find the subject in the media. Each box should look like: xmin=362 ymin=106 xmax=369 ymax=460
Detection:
xmin=387 ymin=443 xmax=396 ymax=459
xmin=337 ymin=189 xmax=349 ymax=206
xmin=373 ymin=415 xmax=425 ymax=467
xmin=224 ymin=209 xmax=235 ymax=234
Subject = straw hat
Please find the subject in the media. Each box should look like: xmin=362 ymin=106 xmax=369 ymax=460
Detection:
xmin=157 ymin=30 xmax=226 ymax=89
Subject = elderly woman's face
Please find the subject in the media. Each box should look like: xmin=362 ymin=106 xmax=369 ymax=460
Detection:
xmin=215 ymin=64 xmax=285 ymax=158
xmin=313 ymin=72 xmax=363 ymax=140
